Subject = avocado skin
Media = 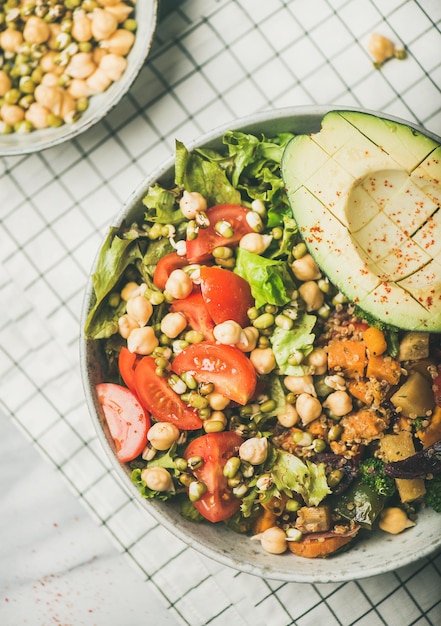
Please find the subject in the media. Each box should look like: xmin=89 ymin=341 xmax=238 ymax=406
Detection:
xmin=282 ymin=110 xmax=441 ymax=332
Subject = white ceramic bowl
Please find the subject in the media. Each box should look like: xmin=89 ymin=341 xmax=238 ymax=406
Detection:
xmin=0 ymin=0 xmax=158 ymax=156
xmin=81 ymin=106 xmax=441 ymax=583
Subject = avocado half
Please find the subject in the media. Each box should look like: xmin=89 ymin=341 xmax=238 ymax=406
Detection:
xmin=281 ymin=110 xmax=441 ymax=332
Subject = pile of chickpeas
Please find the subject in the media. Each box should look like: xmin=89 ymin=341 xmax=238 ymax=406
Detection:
xmin=0 ymin=0 xmax=137 ymax=133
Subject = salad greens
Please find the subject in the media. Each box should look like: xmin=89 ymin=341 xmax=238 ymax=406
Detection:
xmin=86 ymin=127 xmax=440 ymax=559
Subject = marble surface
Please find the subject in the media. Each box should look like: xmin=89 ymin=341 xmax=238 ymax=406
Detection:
xmin=0 ymin=410 xmax=179 ymax=626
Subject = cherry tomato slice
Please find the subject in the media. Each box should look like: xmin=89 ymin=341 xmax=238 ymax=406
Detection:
xmin=170 ymin=289 xmax=215 ymax=341
xmin=118 ymin=346 xmax=142 ymax=391
xmin=200 ymin=266 xmax=254 ymax=327
xmin=153 ymin=251 xmax=189 ymax=291
xmin=184 ymin=432 xmax=244 ymax=522
xmin=96 ymin=383 xmax=150 ymax=463
xmin=186 ymin=204 xmax=254 ymax=264
xmin=172 ymin=341 xmax=257 ymax=405
xmin=134 ymin=355 xmax=203 ymax=430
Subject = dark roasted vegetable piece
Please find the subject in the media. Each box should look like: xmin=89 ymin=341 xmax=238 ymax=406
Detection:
xmin=331 ymin=482 xmax=385 ymax=529
xmin=315 ymin=453 xmax=358 ymax=495
xmin=383 ymin=439 xmax=441 ymax=478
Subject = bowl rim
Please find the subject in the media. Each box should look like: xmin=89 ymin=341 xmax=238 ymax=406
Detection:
xmin=0 ymin=0 xmax=159 ymax=156
xmin=80 ymin=104 xmax=441 ymax=583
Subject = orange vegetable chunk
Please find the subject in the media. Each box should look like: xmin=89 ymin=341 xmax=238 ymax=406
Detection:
xmin=366 ymin=354 xmax=401 ymax=385
xmin=363 ymin=326 xmax=387 ymax=356
xmin=327 ymin=340 xmax=366 ymax=378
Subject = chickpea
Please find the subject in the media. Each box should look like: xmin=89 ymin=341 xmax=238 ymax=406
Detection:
xmin=368 ymin=33 xmax=396 ymax=65
xmin=379 ymin=507 xmax=415 ymax=534
xmin=165 ymin=269 xmax=193 ymax=300
xmin=0 ymin=29 xmax=23 ymax=53
xmin=295 ymin=393 xmax=322 ymax=425
xmin=291 ymin=253 xmax=321 ymax=281
xmin=141 ymin=466 xmax=174 ymax=492
xmin=66 ymin=52 xmax=97 ymax=79
xmin=23 ymin=16 xmax=51 ymax=44
xmin=34 ymin=84 xmax=63 ymax=115
xmin=305 ymin=347 xmax=327 ymax=375
xmin=284 ymin=374 xmax=315 ymax=396
xmin=298 ymin=280 xmax=324 ymax=312
xmin=179 ymin=190 xmax=207 ymax=219
xmin=48 ymin=23 xmax=62 ymax=50
xmin=118 ymin=313 xmax=139 ymax=339
xmin=86 ymin=67 xmax=113 ymax=94
xmin=92 ymin=47 xmax=108 ymax=65
xmin=71 ymin=12 xmax=93 ymax=42
xmin=239 ymin=437 xmax=268 ymax=465
xmin=277 ymin=403 xmax=299 ymax=428
xmin=91 ymin=8 xmax=118 ymax=41
xmin=60 ymin=91 xmax=77 ymax=122
xmin=0 ymin=71 xmax=12 ymax=97
xmin=41 ymin=51 xmax=62 ymax=75
xmin=207 ymin=392 xmax=230 ymax=411
xmin=25 ymin=103 xmax=50 ymax=130
xmin=160 ymin=312 xmax=187 ymax=338
xmin=255 ymin=526 xmax=287 ymax=554
xmin=68 ymin=79 xmax=93 ymax=99
xmin=213 ymin=320 xmax=243 ymax=345
xmin=99 ymin=53 xmax=127 ymax=81
xmin=41 ymin=72 xmax=60 ymax=87
xmin=239 ymin=233 xmax=272 ymax=254
xmin=126 ymin=295 xmax=153 ymax=327
xmin=249 ymin=347 xmax=276 ymax=375
xmin=127 ymin=326 xmax=159 ymax=355
xmin=147 ymin=422 xmax=180 ymax=450
xmin=236 ymin=326 xmax=259 ymax=352
xmin=1 ymin=104 xmax=25 ymax=126
xmin=106 ymin=2 xmax=134 ymax=22
xmin=121 ymin=282 xmax=145 ymax=301
xmin=323 ymin=390 xmax=353 ymax=417
xmin=101 ymin=28 xmax=135 ymax=56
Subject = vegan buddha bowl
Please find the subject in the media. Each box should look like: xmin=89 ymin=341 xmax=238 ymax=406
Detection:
xmin=81 ymin=106 xmax=441 ymax=583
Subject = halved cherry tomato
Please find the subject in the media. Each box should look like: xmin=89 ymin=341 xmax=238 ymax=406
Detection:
xmin=134 ymin=355 xmax=203 ymax=430
xmin=118 ymin=346 xmax=142 ymax=391
xmin=153 ymin=251 xmax=189 ymax=291
xmin=96 ymin=383 xmax=150 ymax=462
xmin=170 ymin=289 xmax=215 ymax=341
xmin=287 ymin=527 xmax=359 ymax=558
xmin=172 ymin=341 xmax=257 ymax=405
xmin=199 ymin=266 xmax=254 ymax=327
xmin=186 ymin=204 xmax=254 ymax=264
xmin=184 ymin=431 xmax=244 ymax=522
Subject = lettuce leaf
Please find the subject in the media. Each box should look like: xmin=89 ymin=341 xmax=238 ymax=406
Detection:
xmin=84 ymin=227 xmax=142 ymax=339
xmin=270 ymin=312 xmax=316 ymax=375
xmin=271 ymin=450 xmax=331 ymax=506
xmin=234 ymin=248 xmax=296 ymax=309
xmin=175 ymin=140 xmax=241 ymax=206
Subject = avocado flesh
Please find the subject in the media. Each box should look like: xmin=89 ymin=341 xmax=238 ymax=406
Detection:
xmin=282 ymin=111 xmax=441 ymax=331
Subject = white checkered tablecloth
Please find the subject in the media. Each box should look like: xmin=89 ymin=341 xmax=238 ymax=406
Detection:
xmin=1 ymin=1 xmax=441 ymax=624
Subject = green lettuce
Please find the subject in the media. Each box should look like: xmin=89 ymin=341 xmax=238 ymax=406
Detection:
xmin=234 ymin=247 xmax=296 ymax=309
xmin=271 ymin=450 xmax=331 ymax=507
xmin=84 ymin=227 xmax=142 ymax=339
xmin=175 ymin=140 xmax=241 ymax=206
xmin=270 ymin=312 xmax=317 ymax=375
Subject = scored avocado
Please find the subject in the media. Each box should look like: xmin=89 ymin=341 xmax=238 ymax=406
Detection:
xmin=282 ymin=110 xmax=441 ymax=331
